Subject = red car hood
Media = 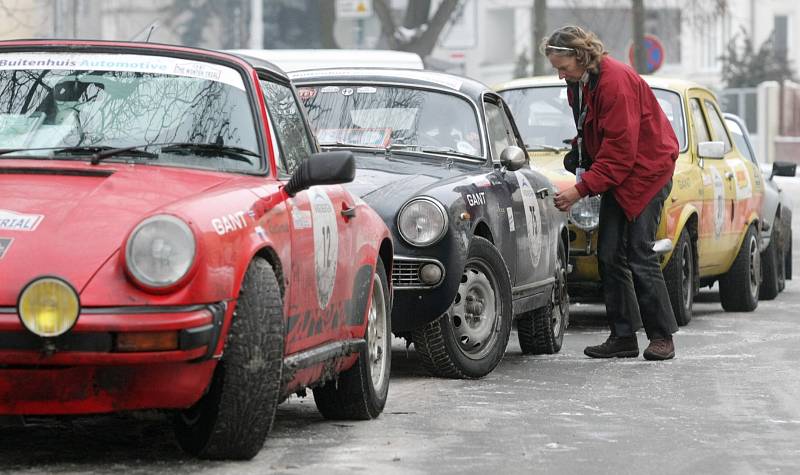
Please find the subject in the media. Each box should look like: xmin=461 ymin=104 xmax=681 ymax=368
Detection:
xmin=0 ymin=161 xmax=232 ymax=304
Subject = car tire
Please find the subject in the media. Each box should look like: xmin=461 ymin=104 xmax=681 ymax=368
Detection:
xmin=314 ymin=258 xmax=391 ymax=419
xmin=174 ymin=257 xmax=284 ymax=460
xmin=776 ymin=219 xmax=787 ymax=292
xmin=719 ymin=225 xmax=760 ymax=312
xmin=663 ymin=228 xmax=694 ymax=326
xmin=784 ymin=226 xmax=793 ymax=281
xmin=412 ymin=236 xmax=512 ymax=379
xmin=518 ymin=239 xmax=568 ymax=354
xmin=759 ymin=231 xmax=780 ymax=300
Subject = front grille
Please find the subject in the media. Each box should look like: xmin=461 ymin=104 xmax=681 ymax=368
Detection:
xmin=391 ymin=257 xmax=444 ymax=289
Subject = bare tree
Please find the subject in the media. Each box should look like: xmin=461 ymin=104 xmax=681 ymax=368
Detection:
xmin=372 ymin=0 xmax=463 ymax=58
xmin=160 ymin=0 xmax=250 ymax=49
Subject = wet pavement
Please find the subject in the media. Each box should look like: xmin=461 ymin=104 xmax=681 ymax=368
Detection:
xmin=2 ymin=179 xmax=800 ymax=474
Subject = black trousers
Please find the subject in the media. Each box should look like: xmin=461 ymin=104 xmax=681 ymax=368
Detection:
xmin=596 ymin=182 xmax=678 ymax=340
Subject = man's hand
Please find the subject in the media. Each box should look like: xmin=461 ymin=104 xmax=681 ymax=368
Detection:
xmin=554 ymin=185 xmax=582 ymax=212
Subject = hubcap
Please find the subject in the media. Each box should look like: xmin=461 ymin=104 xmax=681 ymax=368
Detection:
xmin=367 ymin=273 xmax=388 ymax=393
xmin=748 ymin=235 xmax=760 ymax=299
xmin=450 ymin=259 xmax=499 ymax=360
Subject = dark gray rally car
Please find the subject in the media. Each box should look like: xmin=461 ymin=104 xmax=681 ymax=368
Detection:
xmin=290 ymin=68 xmax=569 ymax=378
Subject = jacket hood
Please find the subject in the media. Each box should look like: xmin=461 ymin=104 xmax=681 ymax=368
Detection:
xmin=0 ymin=161 xmax=232 ymax=303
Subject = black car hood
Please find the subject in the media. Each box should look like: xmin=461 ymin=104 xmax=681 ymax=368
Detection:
xmin=346 ymin=151 xmax=481 ymax=206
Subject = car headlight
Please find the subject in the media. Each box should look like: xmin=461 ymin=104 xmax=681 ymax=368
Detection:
xmin=569 ymin=195 xmax=601 ymax=231
xmin=18 ymin=276 xmax=80 ymax=337
xmin=397 ymin=197 xmax=448 ymax=246
xmin=125 ymin=214 xmax=196 ymax=289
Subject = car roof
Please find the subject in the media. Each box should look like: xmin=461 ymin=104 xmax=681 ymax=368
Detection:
xmin=227 ymin=49 xmax=424 ymax=72
xmin=289 ymin=67 xmax=491 ymax=99
xmin=494 ymin=74 xmax=707 ymax=96
xmin=0 ymin=39 xmax=286 ymax=80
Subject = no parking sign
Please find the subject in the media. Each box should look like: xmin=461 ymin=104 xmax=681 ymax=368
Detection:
xmin=628 ymin=34 xmax=664 ymax=73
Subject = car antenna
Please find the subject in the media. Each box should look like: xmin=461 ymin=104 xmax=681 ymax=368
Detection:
xmin=130 ymin=21 xmax=159 ymax=43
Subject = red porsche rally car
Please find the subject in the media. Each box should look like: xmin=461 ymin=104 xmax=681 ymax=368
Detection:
xmin=0 ymin=40 xmax=393 ymax=460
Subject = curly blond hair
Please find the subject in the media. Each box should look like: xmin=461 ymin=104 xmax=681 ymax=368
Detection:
xmin=539 ymin=25 xmax=607 ymax=73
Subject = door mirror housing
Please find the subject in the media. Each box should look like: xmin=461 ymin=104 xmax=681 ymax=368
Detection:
xmin=500 ymin=145 xmax=527 ymax=171
xmin=771 ymin=160 xmax=797 ymax=178
xmin=284 ymin=151 xmax=355 ymax=196
xmin=697 ymin=141 xmax=725 ymax=159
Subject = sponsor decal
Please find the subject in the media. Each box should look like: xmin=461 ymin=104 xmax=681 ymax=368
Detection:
xmin=309 ymin=189 xmax=339 ymax=309
xmin=506 ymin=207 xmax=515 ymax=232
xmin=320 ymin=86 xmax=340 ymax=93
xmin=356 ymin=86 xmax=377 ymax=94
xmin=292 ymin=207 xmax=312 ymax=229
xmin=0 ymin=237 xmax=12 ymax=259
xmin=0 ymin=210 xmax=44 ymax=231
xmin=710 ymin=167 xmax=725 ymax=238
xmin=211 ymin=211 xmax=249 ymax=236
xmin=515 ymin=171 xmax=543 ymax=268
xmin=341 ymin=87 xmax=354 ymax=96
xmin=255 ymin=225 xmax=267 ymax=241
xmin=729 ymin=159 xmax=753 ymax=200
xmin=288 ymin=69 xmax=463 ymax=91
xmin=173 ymin=62 xmax=221 ymax=81
xmin=465 ymin=192 xmax=486 ymax=207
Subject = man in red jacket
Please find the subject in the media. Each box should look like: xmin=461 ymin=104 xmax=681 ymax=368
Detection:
xmin=545 ymin=26 xmax=679 ymax=360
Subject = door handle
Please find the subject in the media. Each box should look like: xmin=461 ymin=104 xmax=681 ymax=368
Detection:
xmin=535 ymin=187 xmax=550 ymax=199
xmin=725 ymin=171 xmax=734 ymax=180
xmin=341 ymin=205 xmax=357 ymax=220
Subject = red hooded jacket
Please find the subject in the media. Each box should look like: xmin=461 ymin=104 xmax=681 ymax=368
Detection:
xmin=570 ymin=55 xmax=679 ymax=220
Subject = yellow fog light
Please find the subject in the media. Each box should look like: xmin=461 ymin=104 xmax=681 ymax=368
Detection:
xmin=18 ymin=277 xmax=80 ymax=337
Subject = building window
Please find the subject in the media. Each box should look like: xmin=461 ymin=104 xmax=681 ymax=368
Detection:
xmin=774 ymin=15 xmax=789 ymax=60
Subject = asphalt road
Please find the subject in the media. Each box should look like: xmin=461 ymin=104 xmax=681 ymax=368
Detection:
xmin=2 ymin=178 xmax=799 ymax=474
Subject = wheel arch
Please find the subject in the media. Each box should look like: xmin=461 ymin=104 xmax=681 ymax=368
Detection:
xmin=253 ymin=245 xmax=286 ymax=299
xmin=379 ymin=237 xmax=394 ymax=293
xmin=473 ymin=220 xmax=494 ymax=244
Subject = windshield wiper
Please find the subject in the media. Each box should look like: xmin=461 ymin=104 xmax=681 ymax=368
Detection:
xmin=418 ymin=146 xmax=483 ymax=160
xmin=49 ymin=145 xmax=158 ymax=164
xmin=158 ymin=142 xmax=259 ymax=163
xmin=319 ymin=141 xmax=386 ymax=151
xmin=526 ymin=143 xmax=566 ymax=152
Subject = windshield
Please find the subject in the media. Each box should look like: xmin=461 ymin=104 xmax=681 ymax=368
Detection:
xmin=0 ymin=52 xmax=260 ymax=171
xmin=500 ymin=85 xmax=688 ymax=152
xmin=297 ymin=84 xmax=483 ymax=158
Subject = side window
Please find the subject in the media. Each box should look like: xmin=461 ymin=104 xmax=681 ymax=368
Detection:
xmin=260 ymin=79 xmax=315 ymax=175
xmin=485 ymin=101 xmax=514 ymax=160
xmin=703 ymin=99 xmax=733 ymax=153
xmin=689 ymin=98 xmax=711 ymax=144
xmin=726 ymin=119 xmax=757 ymax=164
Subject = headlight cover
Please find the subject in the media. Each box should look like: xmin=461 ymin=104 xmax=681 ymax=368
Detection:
xmin=125 ymin=214 xmax=196 ymax=289
xmin=18 ymin=276 xmax=80 ymax=337
xmin=569 ymin=195 xmax=601 ymax=231
xmin=397 ymin=197 xmax=448 ymax=247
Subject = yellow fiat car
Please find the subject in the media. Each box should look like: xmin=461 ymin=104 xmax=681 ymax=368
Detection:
xmin=496 ymin=76 xmax=764 ymax=324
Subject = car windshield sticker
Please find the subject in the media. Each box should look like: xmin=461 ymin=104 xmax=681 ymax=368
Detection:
xmin=0 ymin=237 xmax=12 ymax=259
xmin=710 ymin=167 xmax=725 ymax=238
xmin=320 ymin=86 xmax=340 ymax=93
xmin=0 ymin=53 xmax=246 ymax=91
xmin=506 ymin=207 xmax=515 ymax=232
xmin=341 ymin=87 xmax=354 ymax=96
xmin=310 ymin=189 xmax=338 ymax=309
xmin=515 ymin=171 xmax=543 ymax=267
xmin=0 ymin=210 xmax=43 ymax=231
xmin=297 ymin=87 xmax=317 ymax=100
xmin=211 ymin=211 xmax=249 ymax=236
xmin=357 ymin=86 xmax=377 ymax=94
xmin=729 ymin=158 xmax=753 ymax=200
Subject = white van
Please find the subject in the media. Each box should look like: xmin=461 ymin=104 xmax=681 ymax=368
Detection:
xmin=226 ymin=49 xmax=424 ymax=72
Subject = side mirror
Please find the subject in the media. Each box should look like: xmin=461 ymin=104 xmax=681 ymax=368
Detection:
xmin=284 ymin=151 xmax=355 ymax=197
xmin=697 ymin=141 xmax=725 ymax=159
xmin=500 ymin=145 xmax=527 ymax=171
xmin=771 ymin=160 xmax=797 ymax=178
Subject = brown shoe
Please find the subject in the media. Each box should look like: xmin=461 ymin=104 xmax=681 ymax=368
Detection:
xmin=643 ymin=338 xmax=675 ymax=360
xmin=584 ymin=335 xmax=639 ymax=358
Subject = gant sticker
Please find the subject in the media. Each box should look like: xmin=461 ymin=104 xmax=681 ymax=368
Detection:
xmin=211 ymin=211 xmax=249 ymax=236
xmin=465 ymin=192 xmax=486 ymax=207
xmin=0 ymin=210 xmax=44 ymax=231
xmin=0 ymin=237 xmax=12 ymax=259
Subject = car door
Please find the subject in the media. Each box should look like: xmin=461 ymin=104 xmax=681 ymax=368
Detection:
xmin=260 ymin=75 xmax=357 ymax=354
xmin=484 ymin=95 xmax=552 ymax=289
xmin=702 ymin=97 xmax=748 ymax=264
xmin=689 ymin=95 xmax=733 ymax=272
